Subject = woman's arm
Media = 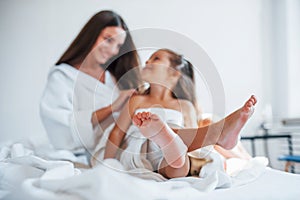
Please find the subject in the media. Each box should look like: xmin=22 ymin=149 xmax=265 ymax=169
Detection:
xmin=91 ymin=89 xmax=136 ymax=127
xmin=91 ymin=105 xmax=113 ymax=127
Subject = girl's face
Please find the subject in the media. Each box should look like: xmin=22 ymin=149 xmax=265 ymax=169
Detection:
xmin=142 ymin=50 xmax=180 ymax=86
xmin=91 ymin=26 xmax=126 ymax=65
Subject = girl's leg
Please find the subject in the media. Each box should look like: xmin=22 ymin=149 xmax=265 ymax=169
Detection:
xmin=133 ymin=95 xmax=257 ymax=178
xmin=133 ymin=112 xmax=188 ymax=170
xmin=175 ymin=95 xmax=257 ymax=152
xmin=133 ymin=112 xmax=190 ymax=178
xmin=158 ymin=154 xmax=190 ymax=178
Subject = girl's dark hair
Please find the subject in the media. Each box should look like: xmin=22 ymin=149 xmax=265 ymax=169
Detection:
xmin=56 ymin=10 xmax=141 ymax=89
xmin=161 ymin=49 xmax=196 ymax=107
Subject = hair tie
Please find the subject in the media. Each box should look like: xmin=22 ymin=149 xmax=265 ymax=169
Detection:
xmin=176 ymin=58 xmax=187 ymax=70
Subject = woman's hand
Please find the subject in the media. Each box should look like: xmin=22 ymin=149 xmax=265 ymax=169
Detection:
xmin=111 ymin=89 xmax=136 ymax=112
xmin=91 ymin=89 xmax=136 ymax=126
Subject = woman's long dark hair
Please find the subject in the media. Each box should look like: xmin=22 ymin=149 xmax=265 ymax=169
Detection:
xmin=56 ymin=10 xmax=141 ymax=89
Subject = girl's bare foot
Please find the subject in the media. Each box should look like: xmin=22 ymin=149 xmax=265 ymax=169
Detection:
xmin=132 ymin=112 xmax=165 ymax=140
xmin=133 ymin=112 xmax=187 ymax=168
xmin=217 ymin=95 xmax=257 ymax=149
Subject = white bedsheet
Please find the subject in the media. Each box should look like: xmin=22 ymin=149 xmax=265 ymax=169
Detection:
xmin=1 ymin=143 xmax=299 ymax=200
xmin=204 ymin=168 xmax=300 ymax=200
xmin=92 ymin=124 xmax=267 ymax=190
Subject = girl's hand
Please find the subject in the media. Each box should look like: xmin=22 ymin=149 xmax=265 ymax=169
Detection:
xmin=111 ymin=89 xmax=136 ymax=112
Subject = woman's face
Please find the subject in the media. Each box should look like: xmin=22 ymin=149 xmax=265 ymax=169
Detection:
xmin=91 ymin=26 xmax=126 ymax=65
xmin=142 ymin=50 xmax=178 ymax=85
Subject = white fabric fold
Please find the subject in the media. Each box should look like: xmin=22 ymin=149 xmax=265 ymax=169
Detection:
xmin=40 ymin=63 xmax=119 ymax=152
xmin=0 ymin=141 xmax=272 ymax=200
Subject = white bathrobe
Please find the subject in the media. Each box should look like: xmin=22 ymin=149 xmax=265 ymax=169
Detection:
xmin=40 ymin=63 xmax=119 ymax=152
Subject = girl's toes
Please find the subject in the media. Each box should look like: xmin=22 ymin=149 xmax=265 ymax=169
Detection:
xmin=133 ymin=116 xmax=142 ymax=126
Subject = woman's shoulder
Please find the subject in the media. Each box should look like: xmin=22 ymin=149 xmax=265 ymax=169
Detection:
xmin=49 ymin=63 xmax=78 ymax=75
xmin=48 ymin=63 xmax=78 ymax=79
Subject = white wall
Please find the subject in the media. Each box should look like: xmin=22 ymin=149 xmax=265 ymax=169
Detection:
xmin=2 ymin=0 xmax=297 ymax=169
xmin=0 ymin=0 xmax=264 ymax=142
xmin=287 ymin=0 xmax=300 ymax=117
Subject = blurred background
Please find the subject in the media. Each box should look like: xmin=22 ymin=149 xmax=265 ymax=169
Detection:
xmin=0 ymin=0 xmax=299 ymax=171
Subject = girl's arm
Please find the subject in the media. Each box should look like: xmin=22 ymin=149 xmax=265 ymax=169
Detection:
xmin=104 ymin=96 xmax=142 ymax=159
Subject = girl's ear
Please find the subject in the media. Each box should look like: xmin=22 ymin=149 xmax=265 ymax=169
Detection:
xmin=169 ymin=70 xmax=181 ymax=84
xmin=168 ymin=66 xmax=181 ymax=77
xmin=173 ymin=70 xmax=181 ymax=78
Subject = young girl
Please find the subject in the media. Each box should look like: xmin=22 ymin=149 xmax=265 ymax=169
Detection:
xmin=97 ymin=49 xmax=257 ymax=179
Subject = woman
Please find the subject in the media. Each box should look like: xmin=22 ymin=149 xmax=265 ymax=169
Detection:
xmin=40 ymin=10 xmax=141 ymax=153
xmin=93 ymin=49 xmax=257 ymax=178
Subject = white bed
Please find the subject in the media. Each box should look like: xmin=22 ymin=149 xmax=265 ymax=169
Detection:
xmin=1 ymin=143 xmax=299 ymax=200
xmin=201 ymin=168 xmax=300 ymax=200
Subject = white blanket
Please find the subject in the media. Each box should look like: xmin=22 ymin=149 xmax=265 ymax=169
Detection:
xmin=93 ymin=124 xmax=268 ymax=188
xmin=0 ymin=141 xmax=269 ymax=200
